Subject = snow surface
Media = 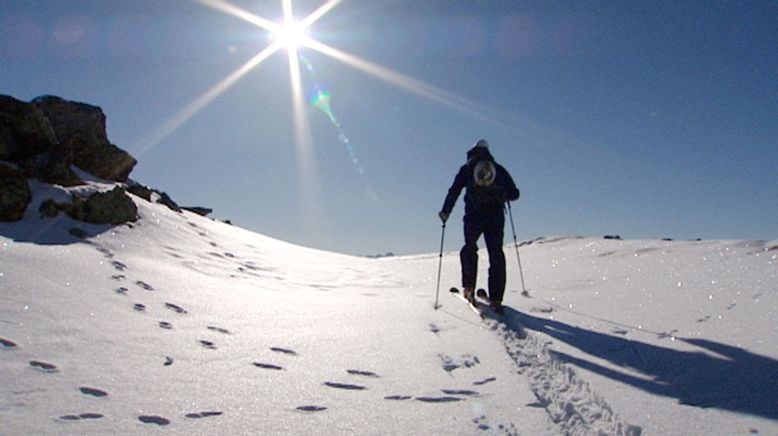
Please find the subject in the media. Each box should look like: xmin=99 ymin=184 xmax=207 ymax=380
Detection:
xmin=1 ymin=180 xmax=777 ymax=435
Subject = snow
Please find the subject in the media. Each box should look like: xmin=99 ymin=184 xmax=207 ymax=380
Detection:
xmin=1 ymin=181 xmax=776 ymax=435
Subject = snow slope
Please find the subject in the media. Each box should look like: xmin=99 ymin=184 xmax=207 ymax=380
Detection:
xmin=1 ymin=181 xmax=776 ymax=435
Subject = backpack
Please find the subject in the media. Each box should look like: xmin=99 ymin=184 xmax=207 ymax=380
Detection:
xmin=468 ymin=159 xmax=504 ymax=206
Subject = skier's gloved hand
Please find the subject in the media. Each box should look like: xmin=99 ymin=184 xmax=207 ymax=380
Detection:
xmin=438 ymin=212 xmax=449 ymax=223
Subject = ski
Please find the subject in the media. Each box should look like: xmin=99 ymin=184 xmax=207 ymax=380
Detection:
xmin=449 ymin=287 xmax=505 ymax=319
xmin=449 ymin=287 xmax=483 ymax=316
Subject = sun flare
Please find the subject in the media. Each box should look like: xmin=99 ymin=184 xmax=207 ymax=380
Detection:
xmin=272 ymin=18 xmax=309 ymax=50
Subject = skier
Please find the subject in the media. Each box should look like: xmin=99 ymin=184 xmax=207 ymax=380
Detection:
xmin=439 ymin=139 xmax=519 ymax=313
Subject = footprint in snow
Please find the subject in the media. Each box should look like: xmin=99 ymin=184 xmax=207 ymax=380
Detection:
xmin=165 ymin=302 xmax=187 ymax=314
xmin=111 ymin=260 xmax=127 ymax=271
xmin=115 ymin=287 xmax=129 ymax=295
xmin=79 ymin=387 xmax=108 ymax=397
xmin=185 ymin=411 xmax=223 ymax=419
xmin=207 ymin=325 xmax=230 ymax=334
xmin=438 ymin=354 xmax=480 ymax=373
xmin=164 ymin=356 xmax=174 ymax=366
xmin=93 ymin=246 xmax=114 ymax=259
xmin=133 ymin=303 xmax=146 ymax=312
xmin=384 ymin=395 xmax=412 ymax=401
xmin=473 ymin=377 xmax=497 ymax=386
xmin=135 ymin=281 xmax=154 ymax=291
xmin=296 ymin=405 xmax=327 ymax=412
xmin=138 ymin=415 xmax=170 ymax=426
xmin=323 ymin=381 xmax=367 ymax=391
xmin=346 ymin=369 xmax=380 ymax=378
xmin=199 ymin=340 xmax=217 ymax=349
xmin=253 ymin=362 xmax=284 ymax=370
xmin=111 ymin=274 xmax=126 ymax=281
xmin=1 ymin=337 xmax=18 ymax=349
xmin=442 ymin=389 xmax=479 ymax=396
xmin=415 ymin=396 xmax=462 ymax=403
xmin=270 ymin=347 xmax=298 ymax=356
xmin=159 ymin=321 xmax=173 ymax=330
xmin=29 ymin=360 xmax=58 ymax=373
xmin=60 ymin=413 xmax=104 ymax=421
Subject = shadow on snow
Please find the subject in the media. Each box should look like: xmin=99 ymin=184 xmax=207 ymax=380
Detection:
xmin=0 ymin=215 xmax=115 ymax=245
xmin=504 ymin=307 xmax=778 ymax=420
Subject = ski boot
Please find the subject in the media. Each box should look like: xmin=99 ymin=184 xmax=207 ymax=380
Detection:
xmin=489 ymin=300 xmax=504 ymax=315
xmin=463 ymin=287 xmax=476 ymax=305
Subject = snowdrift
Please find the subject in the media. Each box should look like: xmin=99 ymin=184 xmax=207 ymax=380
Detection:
xmin=1 ymin=180 xmax=776 ymax=435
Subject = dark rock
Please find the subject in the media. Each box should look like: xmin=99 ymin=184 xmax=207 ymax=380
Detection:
xmin=182 ymin=206 xmax=212 ymax=217
xmin=126 ymin=183 xmax=153 ymax=202
xmin=44 ymin=187 xmax=138 ymax=225
xmin=70 ymin=187 xmax=138 ymax=225
xmin=126 ymin=183 xmax=186 ymax=214
xmin=27 ymin=144 xmax=83 ymax=186
xmin=156 ymin=191 xmax=181 ymax=212
xmin=39 ymin=199 xmax=60 ymax=218
xmin=0 ymin=94 xmax=58 ymax=162
xmin=0 ymin=163 xmax=32 ymax=221
xmin=32 ymin=96 xmax=136 ymax=182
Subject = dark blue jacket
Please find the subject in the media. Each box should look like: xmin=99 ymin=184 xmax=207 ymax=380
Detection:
xmin=441 ymin=147 xmax=519 ymax=219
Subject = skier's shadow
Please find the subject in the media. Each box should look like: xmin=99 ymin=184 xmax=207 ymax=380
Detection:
xmin=502 ymin=306 xmax=778 ymax=420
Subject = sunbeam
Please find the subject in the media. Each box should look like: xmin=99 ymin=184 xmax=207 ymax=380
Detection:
xmin=194 ymin=0 xmax=278 ymax=33
xmin=134 ymin=42 xmax=281 ymax=157
xmin=305 ymin=39 xmax=514 ymax=131
xmin=143 ymin=0 xmax=514 ymax=160
xmin=300 ymin=0 xmax=342 ymax=29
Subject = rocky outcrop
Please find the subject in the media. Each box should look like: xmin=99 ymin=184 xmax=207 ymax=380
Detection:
xmin=32 ymin=96 xmax=136 ymax=182
xmin=1 ymin=93 xmax=209 ymax=227
xmin=0 ymin=163 xmax=31 ymax=221
xmin=0 ymin=94 xmax=137 ymax=186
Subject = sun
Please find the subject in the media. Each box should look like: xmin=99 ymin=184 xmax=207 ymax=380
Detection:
xmin=271 ymin=18 xmax=309 ymax=51
xmin=142 ymin=0 xmax=493 ymax=158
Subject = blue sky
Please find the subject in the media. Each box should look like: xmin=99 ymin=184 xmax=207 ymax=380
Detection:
xmin=3 ymin=0 xmax=777 ymax=255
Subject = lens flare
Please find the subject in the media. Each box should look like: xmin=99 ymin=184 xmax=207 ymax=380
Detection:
xmin=300 ymin=55 xmax=375 ymax=200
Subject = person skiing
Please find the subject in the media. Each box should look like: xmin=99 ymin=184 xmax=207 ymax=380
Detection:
xmin=439 ymin=139 xmax=519 ymax=313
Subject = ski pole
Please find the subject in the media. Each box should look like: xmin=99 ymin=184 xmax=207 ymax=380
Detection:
xmin=507 ymin=202 xmax=527 ymax=293
xmin=434 ymin=221 xmax=446 ymax=310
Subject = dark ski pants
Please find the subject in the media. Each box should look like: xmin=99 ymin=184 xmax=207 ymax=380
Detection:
xmin=460 ymin=212 xmax=506 ymax=303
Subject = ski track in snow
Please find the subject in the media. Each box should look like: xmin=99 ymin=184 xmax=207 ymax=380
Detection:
xmin=441 ymin=293 xmax=642 ymax=435
xmin=483 ymin=312 xmax=643 ymax=435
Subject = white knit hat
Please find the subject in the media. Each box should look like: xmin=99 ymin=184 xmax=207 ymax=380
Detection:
xmin=474 ymin=139 xmax=489 ymax=149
